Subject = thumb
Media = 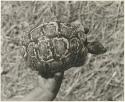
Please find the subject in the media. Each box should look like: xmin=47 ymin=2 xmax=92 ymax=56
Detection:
xmin=54 ymin=71 xmax=64 ymax=80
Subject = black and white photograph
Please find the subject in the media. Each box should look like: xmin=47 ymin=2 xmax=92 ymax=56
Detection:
xmin=1 ymin=0 xmax=124 ymax=101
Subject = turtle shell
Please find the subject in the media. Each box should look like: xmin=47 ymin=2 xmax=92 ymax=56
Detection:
xmin=21 ymin=22 xmax=88 ymax=77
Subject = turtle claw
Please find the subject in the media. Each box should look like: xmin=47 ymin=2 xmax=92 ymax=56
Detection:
xmin=87 ymin=41 xmax=107 ymax=55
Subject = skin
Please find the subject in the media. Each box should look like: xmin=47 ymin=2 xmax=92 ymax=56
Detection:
xmin=6 ymin=71 xmax=64 ymax=101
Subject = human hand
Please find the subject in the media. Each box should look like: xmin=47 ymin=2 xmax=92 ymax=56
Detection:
xmin=7 ymin=71 xmax=64 ymax=101
xmin=36 ymin=71 xmax=64 ymax=101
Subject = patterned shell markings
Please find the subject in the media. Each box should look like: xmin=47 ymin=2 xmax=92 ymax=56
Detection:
xmin=22 ymin=22 xmax=88 ymax=77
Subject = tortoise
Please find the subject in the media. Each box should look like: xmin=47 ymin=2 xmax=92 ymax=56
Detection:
xmin=20 ymin=21 xmax=106 ymax=78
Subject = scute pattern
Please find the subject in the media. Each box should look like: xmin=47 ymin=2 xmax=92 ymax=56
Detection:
xmin=21 ymin=21 xmax=88 ymax=77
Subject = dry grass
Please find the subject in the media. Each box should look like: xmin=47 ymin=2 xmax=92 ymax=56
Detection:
xmin=1 ymin=1 xmax=124 ymax=101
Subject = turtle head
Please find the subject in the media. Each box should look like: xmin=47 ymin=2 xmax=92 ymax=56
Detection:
xmin=86 ymin=41 xmax=107 ymax=55
xmin=83 ymin=27 xmax=107 ymax=55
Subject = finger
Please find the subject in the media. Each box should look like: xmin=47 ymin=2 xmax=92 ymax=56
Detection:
xmin=54 ymin=71 xmax=64 ymax=80
xmin=47 ymin=71 xmax=64 ymax=84
xmin=38 ymin=75 xmax=47 ymax=86
xmin=54 ymin=71 xmax=64 ymax=88
xmin=49 ymin=71 xmax=64 ymax=99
